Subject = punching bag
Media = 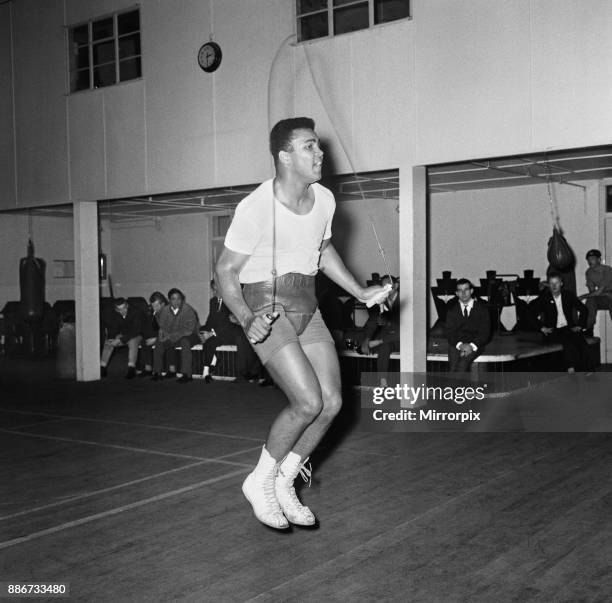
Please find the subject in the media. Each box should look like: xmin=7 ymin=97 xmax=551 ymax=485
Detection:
xmin=19 ymin=239 xmax=46 ymax=322
xmin=547 ymin=227 xmax=575 ymax=272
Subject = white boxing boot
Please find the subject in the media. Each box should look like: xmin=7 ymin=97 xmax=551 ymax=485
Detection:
xmin=242 ymin=446 xmax=289 ymax=530
xmin=275 ymin=452 xmax=316 ymax=526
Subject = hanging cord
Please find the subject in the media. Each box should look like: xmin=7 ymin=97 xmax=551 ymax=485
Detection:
xmin=271 ymin=187 xmax=277 ymax=314
xmin=303 ymin=45 xmax=393 ymax=283
xmin=266 ymin=35 xmax=296 ymax=313
xmin=545 ymin=157 xmax=561 ymax=232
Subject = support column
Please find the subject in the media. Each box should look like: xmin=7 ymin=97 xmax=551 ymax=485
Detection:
xmin=399 ymin=165 xmax=428 ymax=372
xmin=73 ymin=201 xmax=100 ymax=381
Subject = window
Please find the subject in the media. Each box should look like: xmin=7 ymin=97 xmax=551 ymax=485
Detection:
xmin=607 ymin=185 xmax=612 ymax=213
xmin=210 ymin=214 xmax=232 ymax=277
xmin=296 ymin=0 xmax=410 ymax=42
xmin=69 ymin=9 xmax=141 ymax=93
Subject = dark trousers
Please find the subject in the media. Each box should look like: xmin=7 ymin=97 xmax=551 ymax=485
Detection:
xmin=202 ymin=333 xmax=235 ymax=367
xmin=376 ymin=340 xmax=399 ymax=374
xmin=448 ymin=345 xmax=480 ymax=372
xmin=154 ymin=336 xmax=196 ymax=377
xmin=545 ymin=327 xmax=592 ymax=371
xmin=235 ymin=330 xmax=263 ymax=379
xmin=585 ymin=295 xmax=612 ymax=330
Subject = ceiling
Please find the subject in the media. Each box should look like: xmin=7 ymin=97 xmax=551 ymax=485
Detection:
xmin=6 ymin=144 xmax=611 ymax=220
xmin=428 ymin=144 xmax=612 ymax=193
xmin=16 ymin=170 xmax=400 ymax=222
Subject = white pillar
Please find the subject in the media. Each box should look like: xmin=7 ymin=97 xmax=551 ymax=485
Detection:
xmin=73 ymin=201 xmax=100 ymax=381
xmin=399 ymin=165 xmax=428 ymax=372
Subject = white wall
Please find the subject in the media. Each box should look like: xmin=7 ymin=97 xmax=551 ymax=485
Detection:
xmin=428 ymin=180 xmax=600 ymax=323
xmin=0 ymin=0 xmax=413 ymax=209
xmin=108 ymin=213 xmax=212 ymax=321
xmin=412 ymin=0 xmax=612 ymax=165
xmin=0 ymin=3 xmax=15 ymax=208
xmin=333 ymin=198 xmax=400 ymax=283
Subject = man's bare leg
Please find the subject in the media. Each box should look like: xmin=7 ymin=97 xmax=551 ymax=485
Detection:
xmin=242 ymin=341 xmax=324 ymax=529
xmin=268 ymin=341 xmax=342 ymax=526
xmin=262 ymin=342 xmax=326 ymax=460
xmin=287 ymin=341 xmax=342 ymax=458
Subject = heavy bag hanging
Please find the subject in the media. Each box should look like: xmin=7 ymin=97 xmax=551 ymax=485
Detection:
xmin=547 ymin=227 xmax=575 ymax=271
xmin=545 ymin=174 xmax=575 ymax=272
xmin=20 ymin=239 xmax=46 ymax=322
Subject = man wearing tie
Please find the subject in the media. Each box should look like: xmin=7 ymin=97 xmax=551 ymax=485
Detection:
xmin=445 ymin=278 xmax=491 ymax=372
xmin=199 ymin=279 xmax=238 ymax=383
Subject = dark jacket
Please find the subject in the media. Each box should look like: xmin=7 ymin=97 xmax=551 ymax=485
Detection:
xmin=528 ymin=289 xmax=588 ymax=330
xmin=445 ymin=299 xmax=490 ymax=349
xmin=104 ymin=305 xmax=146 ymax=343
xmin=202 ymin=297 xmax=236 ymax=340
xmin=364 ymin=290 xmax=400 ymax=343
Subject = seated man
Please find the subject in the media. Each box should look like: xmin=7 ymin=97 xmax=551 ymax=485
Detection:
xmin=445 ymin=278 xmax=490 ymax=372
xmin=152 ymin=288 xmax=199 ymax=383
xmin=580 ymin=249 xmax=612 ymax=333
xmin=100 ymin=297 xmax=146 ymax=379
xmin=199 ymin=279 xmax=240 ymax=383
xmin=529 ymin=272 xmax=591 ymax=373
xmin=361 ymin=275 xmax=400 ymax=383
xmin=140 ymin=291 xmax=168 ymax=377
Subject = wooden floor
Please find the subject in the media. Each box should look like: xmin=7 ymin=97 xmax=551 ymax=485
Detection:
xmin=1 ymin=355 xmax=611 ymax=602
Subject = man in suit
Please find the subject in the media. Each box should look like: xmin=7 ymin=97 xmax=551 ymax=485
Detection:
xmin=445 ymin=278 xmax=491 ymax=372
xmin=199 ymin=279 xmax=239 ymax=383
xmin=529 ymin=272 xmax=591 ymax=372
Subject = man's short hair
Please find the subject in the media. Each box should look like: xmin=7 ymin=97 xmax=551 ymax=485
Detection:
xmin=113 ymin=297 xmax=127 ymax=307
xmin=456 ymin=278 xmax=473 ymax=289
xmin=586 ymin=249 xmax=602 ymax=260
xmin=269 ymin=117 xmax=315 ymax=167
xmin=149 ymin=291 xmax=167 ymax=305
xmin=167 ymin=288 xmax=185 ymax=300
xmin=548 ymin=271 xmax=563 ymax=281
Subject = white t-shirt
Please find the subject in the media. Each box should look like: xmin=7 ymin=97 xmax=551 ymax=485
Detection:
xmin=224 ymin=179 xmax=335 ymax=283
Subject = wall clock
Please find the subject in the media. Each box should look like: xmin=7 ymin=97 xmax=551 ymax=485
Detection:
xmin=197 ymin=42 xmax=222 ymax=73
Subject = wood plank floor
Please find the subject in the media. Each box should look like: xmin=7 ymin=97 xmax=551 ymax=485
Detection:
xmin=1 ymin=356 xmax=611 ymax=602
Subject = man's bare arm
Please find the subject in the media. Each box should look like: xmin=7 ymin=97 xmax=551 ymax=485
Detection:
xmin=215 ymin=246 xmax=272 ymax=342
xmin=319 ymin=240 xmax=389 ymax=303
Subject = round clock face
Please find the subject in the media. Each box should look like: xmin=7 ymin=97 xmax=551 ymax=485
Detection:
xmin=197 ymin=42 xmax=222 ymax=73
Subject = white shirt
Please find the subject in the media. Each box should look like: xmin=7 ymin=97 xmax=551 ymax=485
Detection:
xmin=553 ymin=293 xmax=567 ymax=328
xmin=460 ymin=299 xmax=474 ymax=317
xmin=224 ymin=179 xmax=335 ymax=283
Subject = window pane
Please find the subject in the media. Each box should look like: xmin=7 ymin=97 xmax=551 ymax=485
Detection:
xmin=93 ymin=40 xmax=115 ymax=65
xmin=333 ymin=0 xmax=360 ymax=5
xmin=71 ymin=69 xmax=90 ymax=92
xmin=607 ymin=185 xmax=612 ymax=213
xmin=92 ymin=17 xmax=114 ymax=40
xmin=93 ymin=63 xmax=116 ymax=88
xmin=75 ymin=45 xmax=89 ymax=69
xmin=333 ymin=2 xmax=369 ymax=35
xmin=298 ymin=12 xmax=328 ymax=41
xmin=374 ymin=0 xmax=410 ymax=23
xmin=119 ymin=57 xmax=141 ymax=82
xmin=297 ymin=0 xmax=327 ymax=14
xmin=119 ymin=33 xmax=140 ymax=59
xmin=118 ymin=10 xmax=139 ymax=35
xmin=71 ymin=24 xmax=89 ymax=45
